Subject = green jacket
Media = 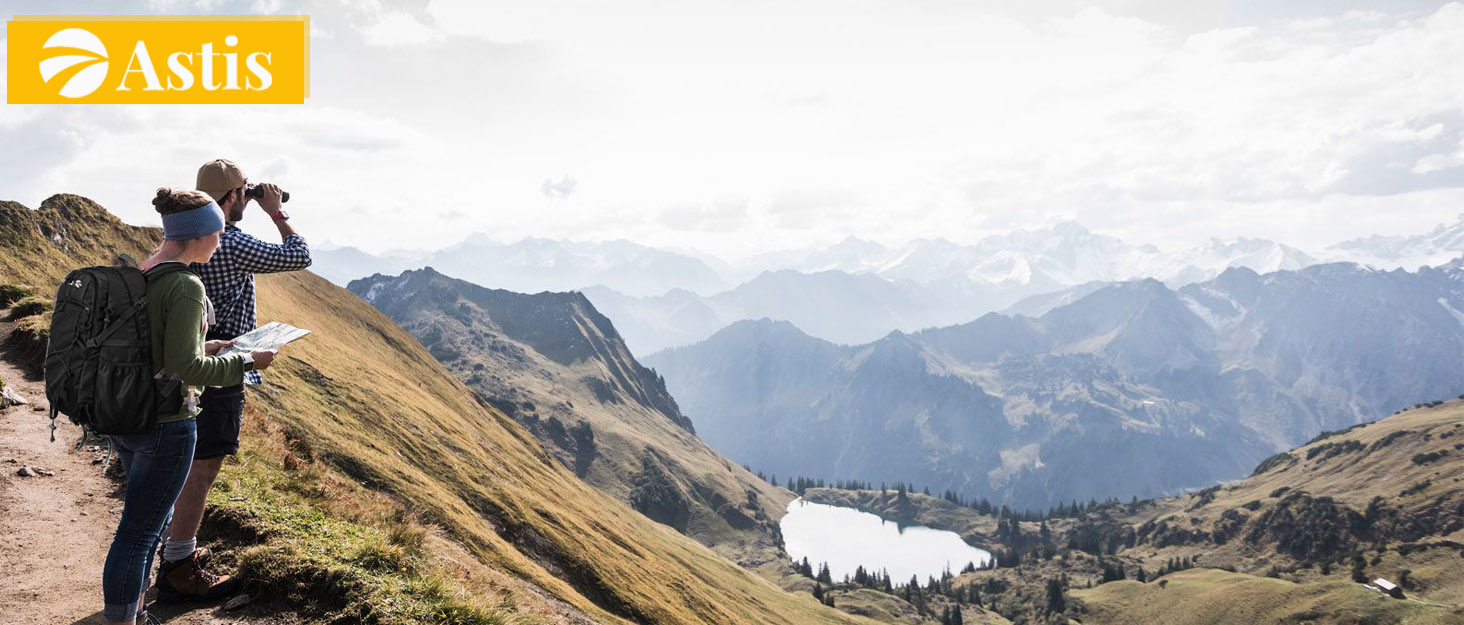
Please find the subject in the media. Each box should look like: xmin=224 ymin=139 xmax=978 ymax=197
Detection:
xmin=147 ymin=263 xmax=246 ymax=423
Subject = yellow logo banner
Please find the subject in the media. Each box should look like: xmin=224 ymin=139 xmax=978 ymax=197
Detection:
xmin=7 ymin=15 xmax=309 ymax=104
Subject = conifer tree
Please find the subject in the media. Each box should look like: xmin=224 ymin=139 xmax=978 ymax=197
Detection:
xmin=1045 ymin=577 xmax=1067 ymax=614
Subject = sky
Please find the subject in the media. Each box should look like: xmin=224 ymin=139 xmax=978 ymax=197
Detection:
xmin=2 ymin=0 xmax=1463 ymax=258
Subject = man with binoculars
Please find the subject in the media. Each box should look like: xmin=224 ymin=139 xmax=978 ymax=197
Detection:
xmin=155 ymin=159 xmax=312 ymax=601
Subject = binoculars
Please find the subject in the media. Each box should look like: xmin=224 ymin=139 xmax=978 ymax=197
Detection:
xmin=245 ymin=183 xmax=290 ymax=203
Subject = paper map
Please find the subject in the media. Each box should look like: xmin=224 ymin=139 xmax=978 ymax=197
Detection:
xmin=219 ymin=321 xmax=310 ymax=356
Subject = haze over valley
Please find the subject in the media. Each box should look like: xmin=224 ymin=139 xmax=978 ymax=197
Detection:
xmin=315 ymin=215 xmax=1464 ymax=354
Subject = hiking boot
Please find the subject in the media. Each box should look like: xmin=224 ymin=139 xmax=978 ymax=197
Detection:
xmin=156 ymin=550 xmax=239 ymax=602
xmin=157 ymin=544 xmax=212 ymax=566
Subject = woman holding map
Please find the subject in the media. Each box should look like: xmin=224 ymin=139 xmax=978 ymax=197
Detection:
xmin=101 ymin=188 xmax=278 ymax=625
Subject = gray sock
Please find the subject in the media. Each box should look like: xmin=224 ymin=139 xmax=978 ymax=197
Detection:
xmin=162 ymin=537 xmax=196 ymax=563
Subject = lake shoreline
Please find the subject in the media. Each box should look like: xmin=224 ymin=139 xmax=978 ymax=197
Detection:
xmin=800 ymin=487 xmax=999 ymax=551
xmin=781 ymin=497 xmax=993 ymax=582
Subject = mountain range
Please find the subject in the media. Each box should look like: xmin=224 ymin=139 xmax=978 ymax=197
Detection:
xmin=1328 ymin=213 xmax=1464 ymax=270
xmin=5 ymin=194 xmax=1462 ymax=625
xmin=313 ymin=236 xmax=729 ymax=298
xmin=645 ymin=261 xmax=1464 ymax=509
xmin=314 ymin=217 xmax=1464 ymax=354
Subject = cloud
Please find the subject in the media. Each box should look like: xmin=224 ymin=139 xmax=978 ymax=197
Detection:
xmin=5 ymin=0 xmax=1464 ymax=258
xmin=658 ymin=197 xmax=750 ymax=232
xmin=359 ymin=10 xmax=439 ymax=46
xmin=767 ymin=188 xmax=862 ymax=228
xmin=540 ymin=175 xmax=578 ymax=199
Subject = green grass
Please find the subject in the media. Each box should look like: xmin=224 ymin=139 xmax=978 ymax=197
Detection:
xmin=248 ymin=270 xmax=875 ymax=625
xmin=208 ymin=428 xmax=524 ymax=625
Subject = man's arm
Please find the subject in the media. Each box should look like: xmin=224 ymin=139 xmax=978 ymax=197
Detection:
xmin=270 ymin=211 xmax=299 ymax=239
xmin=229 ymin=229 xmax=312 ymax=274
xmin=233 ymin=182 xmax=312 ymax=274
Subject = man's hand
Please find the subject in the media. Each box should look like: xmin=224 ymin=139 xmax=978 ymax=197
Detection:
xmin=251 ymin=349 xmax=278 ymax=371
xmin=204 ymin=340 xmax=234 ymax=356
xmin=256 ymin=183 xmax=285 ymax=216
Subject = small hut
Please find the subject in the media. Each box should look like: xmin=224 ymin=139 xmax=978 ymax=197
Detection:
xmin=1371 ymin=578 xmax=1405 ymax=599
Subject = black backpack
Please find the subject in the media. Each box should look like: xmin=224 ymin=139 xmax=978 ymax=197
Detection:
xmin=44 ymin=260 xmax=188 ymax=442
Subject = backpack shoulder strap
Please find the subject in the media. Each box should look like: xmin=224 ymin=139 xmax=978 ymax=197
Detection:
xmin=143 ymin=262 xmax=195 ymax=284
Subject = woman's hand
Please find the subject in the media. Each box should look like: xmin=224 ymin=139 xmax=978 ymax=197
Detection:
xmin=251 ymin=349 xmax=278 ymax=371
xmin=204 ymin=340 xmax=234 ymax=356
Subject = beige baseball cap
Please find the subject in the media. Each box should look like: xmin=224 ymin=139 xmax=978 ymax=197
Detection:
xmin=195 ymin=159 xmax=248 ymax=201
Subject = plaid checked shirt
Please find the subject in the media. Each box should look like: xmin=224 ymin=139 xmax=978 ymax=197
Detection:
xmin=192 ymin=224 xmax=312 ymax=385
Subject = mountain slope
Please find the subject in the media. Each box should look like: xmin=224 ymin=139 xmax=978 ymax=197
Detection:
xmin=1074 ymin=568 xmax=1457 ymax=625
xmin=1129 ymin=400 xmax=1464 ymax=585
xmin=1069 ymin=399 xmax=1464 ymax=624
xmin=0 ymin=195 xmax=871 ymax=625
xmin=803 ymin=400 xmax=1464 ymax=624
xmin=648 ymin=263 xmax=1464 ymax=508
xmin=347 ymin=268 xmax=792 ymax=562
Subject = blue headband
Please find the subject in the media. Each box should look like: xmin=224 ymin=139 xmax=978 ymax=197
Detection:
xmin=161 ymin=201 xmax=226 ymax=241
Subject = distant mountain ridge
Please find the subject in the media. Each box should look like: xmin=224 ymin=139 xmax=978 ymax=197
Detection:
xmin=718 ymin=221 xmax=1326 ymax=290
xmin=315 ymin=217 xmax=1464 ymax=354
xmin=646 ymin=261 xmax=1464 ymax=509
xmin=1329 ymin=213 xmax=1464 ymax=269
xmin=317 ymin=237 xmax=729 ymax=297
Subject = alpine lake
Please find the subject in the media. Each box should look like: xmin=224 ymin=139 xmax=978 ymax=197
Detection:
xmin=780 ymin=498 xmax=992 ymax=582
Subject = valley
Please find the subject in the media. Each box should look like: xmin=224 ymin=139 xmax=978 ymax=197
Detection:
xmin=789 ymin=399 xmax=1464 ymax=624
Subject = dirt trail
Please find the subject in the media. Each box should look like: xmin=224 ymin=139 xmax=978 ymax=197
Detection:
xmin=0 ymin=307 xmax=294 ymax=625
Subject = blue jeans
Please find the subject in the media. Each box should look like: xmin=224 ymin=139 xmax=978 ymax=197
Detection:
xmin=102 ymin=419 xmax=196 ymax=622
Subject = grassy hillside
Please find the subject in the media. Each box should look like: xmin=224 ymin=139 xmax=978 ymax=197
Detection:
xmin=348 ymin=269 xmax=793 ymax=566
xmin=1074 ymin=568 xmax=1457 ymax=625
xmin=0 ymin=194 xmax=873 ymax=625
xmin=1116 ymin=400 xmax=1464 ymax=603
xmin=804 ymin=400 xmax=1464 ymax=624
